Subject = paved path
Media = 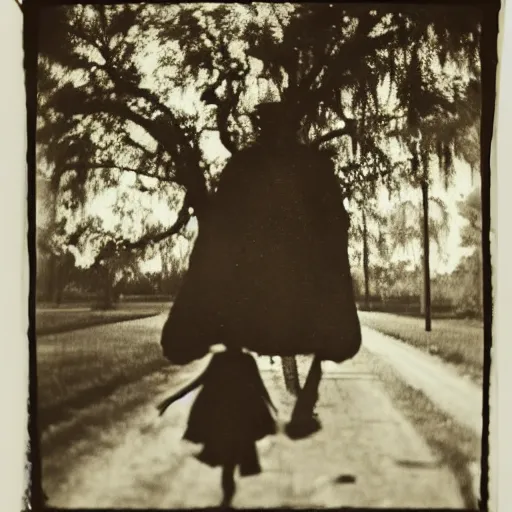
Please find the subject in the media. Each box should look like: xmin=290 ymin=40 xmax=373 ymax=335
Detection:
xmin=40 ymin=315 xmax=480 ymax=509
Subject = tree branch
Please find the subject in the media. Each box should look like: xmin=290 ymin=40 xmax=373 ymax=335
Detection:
xmin=68 ymin=98 xmax=193 ymax=187
xmin=301 ymin=40 xmax=339 ymax=93
xmin=201 ymin=76 xmax=240 ymax=155
xmin=270 ymin=4 xmax=286 ymax=32
xmin=99 ymin=67 xmax=211 ymax=214
xmin=74 ymin=98 xmax=165 ymax=145
xmin=91 ymin=194 xmax=192 ymax=268
xmin=63 ymin=161 xmax=173 ymax=183
xmin=311 ymin=120 xmax=357 ymax=148
xmin=50 ymin=43 xmax=211 ymax=213
xmin=124 ymin=199 xmax=192 ymax=250
xmin=47 ymin=14 xmax=212 ymax=223
xmin=305 ymin=14 xmax=383 ymax=104
xmin=96 ymin=54 xmax=196 ymax=152
xmin=121 ymin=127 xmax=161 ymax=157
xmin=71 ymin=24 xmax=192 ymax=161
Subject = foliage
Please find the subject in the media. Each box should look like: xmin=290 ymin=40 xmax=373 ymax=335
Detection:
xmin=457 ymin=186 xmax=482 ymax=250
xmin=36 ymin=4 xmax=482 ymax=294
xmin=37 ymin=311 xmax=169 ymax=430
xmin=387 ymin=193 xmax=450 ymax=264
xmin=349 ymin=191 xmax=389 ymax=263
xmin=433 ymin=253 xmax=482 ymax=316
xmin=353 ymin=260 xmax=420 ymax=302
xmin=353 ymin=247 xmax=483 ymax=318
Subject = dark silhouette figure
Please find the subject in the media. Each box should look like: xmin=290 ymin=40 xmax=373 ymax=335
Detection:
xmin=160 ymin=101 xmax=361 ymax=502
xmin=158 ymin=349 xmax=277 ymax=507
xmin=161 ymin=104 xmax=361 ymax=364
xmin=285 ymin=355 xmax=324 ymax=439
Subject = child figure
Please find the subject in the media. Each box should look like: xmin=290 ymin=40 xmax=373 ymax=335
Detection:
xmin=158 ymin=347 xmax=277 ymax=507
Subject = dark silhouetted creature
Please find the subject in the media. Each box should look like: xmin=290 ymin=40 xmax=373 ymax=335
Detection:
xmin=161 ymin=138 xmax=361 ymax=364
xmin=159 ymin=101 xmax=362 ymax=503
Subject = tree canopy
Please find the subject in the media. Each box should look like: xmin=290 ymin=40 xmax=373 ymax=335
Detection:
xmin=36 ymin=3 xmax=482 ymax=272
xmin=457 ymin=186 xmax=482 ymax=251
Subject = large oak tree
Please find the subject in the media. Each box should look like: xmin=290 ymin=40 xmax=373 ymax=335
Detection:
xmin=36 ymin=3 xmax=481 ymax=306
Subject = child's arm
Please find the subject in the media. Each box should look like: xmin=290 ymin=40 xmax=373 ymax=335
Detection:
xmin=157 ymin=366 xmax=208 ymax=416
xmin=249 ymin=359 xmax=278 ymax=413
xmin=259 ymin=381 xmax=278 ymax=413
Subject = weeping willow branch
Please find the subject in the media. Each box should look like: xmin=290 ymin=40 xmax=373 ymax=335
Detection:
xmin=125 ymin=207 xmax=191 ymax=249
xmin=343 ymin=161 xmax=407 ymax=198
xmin=91 ymin=194 xmax=192 ymax=268
xmin=311 ymin=121 xmax=357 ymax=148
xmin=64 ymin=96 xmax=210 ymax=214
xmin=201 ymin=76 xmax=241 ymax=155
xmin=64 ymin=161 xmax=173 ymax=183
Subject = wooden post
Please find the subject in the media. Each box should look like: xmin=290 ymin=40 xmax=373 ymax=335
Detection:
xmin=282 ymin=356 xmax=300 ymax=396
xmin=362 ymin=208 xmax=370 ymax=309
xmin=421 ymin=179 xmax=432 ymax=332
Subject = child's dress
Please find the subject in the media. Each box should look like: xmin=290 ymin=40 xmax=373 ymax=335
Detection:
xmin=160 ymin=350 xmax=277 ymax=476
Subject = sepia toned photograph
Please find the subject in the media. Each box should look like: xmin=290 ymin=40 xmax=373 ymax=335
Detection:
xmin=30 ymin=1 xmax=496 ymax=509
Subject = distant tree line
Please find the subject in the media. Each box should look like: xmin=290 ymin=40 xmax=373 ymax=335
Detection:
xmin=36 ymin=249 xmax=186 ymax=307
xmin=350 ymin=186 xmax=482 ymax=318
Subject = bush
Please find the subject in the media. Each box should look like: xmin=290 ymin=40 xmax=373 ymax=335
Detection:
xmin=357 ymin=296 xmax=454 ymax=317
xmin=352 ymin=254 xmax=483 ymax=319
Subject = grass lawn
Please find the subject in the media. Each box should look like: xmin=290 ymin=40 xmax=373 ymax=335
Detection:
xmin=36 ymin=302 xmax=171 ymax=335
xmin=361 ymin=348 xmax=481 ymax=509
xmin=37 ymin=311 xmax=172 ymax=430
xmin=358 ymin=311 xmax=484 ymax=383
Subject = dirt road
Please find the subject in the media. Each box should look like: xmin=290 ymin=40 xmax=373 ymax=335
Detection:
xmin=362 ymin=326 xmax=483 ymax=434
xmin=39 ymin=315 xmax=482 ymax=508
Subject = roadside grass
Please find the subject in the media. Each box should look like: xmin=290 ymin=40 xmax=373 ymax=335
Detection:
xmin=41 ymin=366 xmax=175 ymax=497
xmin=40 ymin=359 xmax=208 ymax=500
xmin=361 ymin=347 xmax=481 ymax=510
xmin=358 ymin=311 xmax=484 ymax=383
xmin=37 ymin=314 xmax=170 ymax=431
xmin=36 ymin=302 xmax=170 ymax=335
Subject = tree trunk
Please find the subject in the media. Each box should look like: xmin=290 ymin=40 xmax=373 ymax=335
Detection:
xmin=100 ymin=267 xmax=114 ymax=309
xmin=54 ymin=273 xmax=63 ymax=306
xmin=51 ymin=259 xmax=65 ymax=306
xmin=421 ymin=180 xmax=432 ymax=332
xmin=48 ymin=186 xmax=60 ymax=304
xmin=47 ymin=254 xmax=57 ymax=302
xmin=362 ymin=209 xmax=370 ymax=309
xmin=419 ymin=262 xmax=425 ymax=315
xmin=282 ymin=356 xmax=300 ymax=396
